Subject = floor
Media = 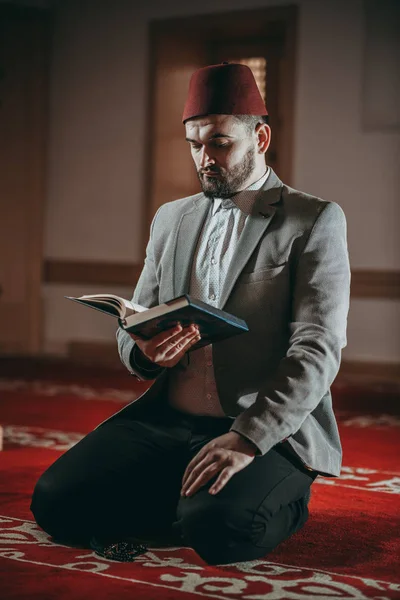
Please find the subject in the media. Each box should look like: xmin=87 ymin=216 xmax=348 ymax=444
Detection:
xmin=0 ymin=356 xmax=399 ymax=599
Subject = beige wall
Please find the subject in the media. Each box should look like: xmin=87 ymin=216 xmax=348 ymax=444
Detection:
xmin=43 ymin=0 xmax=400 ymax=363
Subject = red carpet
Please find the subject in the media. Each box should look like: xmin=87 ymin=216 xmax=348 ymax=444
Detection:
xmin=1 ymin=360 xmax=399 ymax=599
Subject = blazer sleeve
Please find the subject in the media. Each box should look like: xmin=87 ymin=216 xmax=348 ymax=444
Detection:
xmin=230 ymin=201 xmax=351 ymax=455
xmin=116 ymin=206 xmax=166 ymax=381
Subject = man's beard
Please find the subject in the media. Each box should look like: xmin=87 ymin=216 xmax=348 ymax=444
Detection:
xmin=197 ymin=146 xmax=256 ymax=199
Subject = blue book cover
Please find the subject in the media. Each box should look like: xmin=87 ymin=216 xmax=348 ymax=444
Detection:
xmin=120 ymin=294 xmax=249 ymax=349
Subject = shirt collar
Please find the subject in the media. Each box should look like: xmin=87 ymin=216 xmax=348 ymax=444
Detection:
xmin=212 ymin=168 xmax=270 ymax=216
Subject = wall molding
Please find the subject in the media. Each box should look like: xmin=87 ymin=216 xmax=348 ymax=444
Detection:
xmin=43 ymin=259 xmax=143 ymax=287
xmin=68 ymin=341 xmax=124 ymax=370
xmin=350 ymin=269 xmax=400 ymax=299
xmin=338 ymin=359 xmax=400 ymax=383
xmin=44 ymin=260 xmax=400 ymax=299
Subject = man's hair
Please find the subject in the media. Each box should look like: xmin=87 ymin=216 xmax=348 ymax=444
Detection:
xmin=233 ymin=114 xmax=269 ymax=134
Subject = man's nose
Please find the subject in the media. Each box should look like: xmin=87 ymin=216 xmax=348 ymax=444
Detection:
xmin=199 ymin=147 xmax=215 ymax=169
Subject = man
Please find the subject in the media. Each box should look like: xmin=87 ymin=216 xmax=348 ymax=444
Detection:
xmin=31 ymin=63 xmax=350 ymax=565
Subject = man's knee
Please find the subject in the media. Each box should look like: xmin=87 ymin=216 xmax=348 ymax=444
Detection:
xmin=178 ymin=492 xmax=310 ymax=565
xmin=30 ymin=469 xmax=85 ymax=543
xmin=178 ymin=497 xmax=257 ymax=565
xmin=30 ymin=471 xmax=61 ymax=536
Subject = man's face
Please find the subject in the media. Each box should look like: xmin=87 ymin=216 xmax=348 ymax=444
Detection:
xmin=185 ymin=114 xmax=257 ymax=199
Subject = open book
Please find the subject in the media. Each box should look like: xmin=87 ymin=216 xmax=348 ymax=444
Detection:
xmin=65 ymin=293 xmax=249 ymax=350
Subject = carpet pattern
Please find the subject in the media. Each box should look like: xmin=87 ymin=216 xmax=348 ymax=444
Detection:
xmin=0 ymin=371 xmax=399 ymax=599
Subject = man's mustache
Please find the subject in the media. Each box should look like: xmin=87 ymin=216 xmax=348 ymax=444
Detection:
xmin=199 ymin=168 xmax=221 ymax=176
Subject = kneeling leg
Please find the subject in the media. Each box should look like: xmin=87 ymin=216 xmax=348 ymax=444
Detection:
xmin=31 ymin=417 xmax=187 ymax=545
xmin=176 ymin=446 xmax=316 ymax=565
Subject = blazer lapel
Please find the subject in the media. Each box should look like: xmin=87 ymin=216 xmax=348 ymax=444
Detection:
xmin=219 ymin=170 xmax=283 ymax=309
xmin=173 ymin=195 xmax=211 ymax=297
xmin=172 ymin=169 xmax=283 ymax=305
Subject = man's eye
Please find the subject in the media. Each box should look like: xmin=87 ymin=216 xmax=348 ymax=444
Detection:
xmin=213 ymin=142 xmax=229 ymax=148
xmin=191 ymin=145 xmax=202 ymax=151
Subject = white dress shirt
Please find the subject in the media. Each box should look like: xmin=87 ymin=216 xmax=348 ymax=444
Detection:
xmin=167 ymin=168 xmax=270 ymax=416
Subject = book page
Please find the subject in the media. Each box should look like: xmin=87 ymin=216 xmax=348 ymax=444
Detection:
xmin=77 ymin=294 xmax=148 ymax=318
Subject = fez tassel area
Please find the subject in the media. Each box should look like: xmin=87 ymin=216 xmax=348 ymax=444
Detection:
xmin=0 ymin=363 xmax=399 ymax=599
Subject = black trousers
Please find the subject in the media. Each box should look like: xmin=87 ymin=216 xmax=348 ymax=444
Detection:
xmin=30 ymin=400 xmax=317 ymax=565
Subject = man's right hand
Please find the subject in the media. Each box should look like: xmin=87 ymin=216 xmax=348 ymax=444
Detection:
xmin=128 ymin=324 xmax=201 ymax=368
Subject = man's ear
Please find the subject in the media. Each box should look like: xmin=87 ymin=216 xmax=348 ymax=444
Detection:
xmin=255 ymin=122 xmax=271 ymax=155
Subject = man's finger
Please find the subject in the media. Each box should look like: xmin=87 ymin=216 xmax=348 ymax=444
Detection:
xmin=182 ymin=457 xmax=199 ymax=489
xmin=182 ymin=462 xmax=222 ymax=497
xmin=128 ymin=324 xmax=183 ymax=345
xmin=182 ymin=446 xmax=210 ymax=486
xmin=153 ymin=324 xmax=183 ymax=346
xmin=155 ymin=323 xmax=199 ymax=349
xmin=209 ymin=467 xmax=235 ymax=495
xmin=163 ymin=330 xmax=199 ymax=357
xmin=182 ymin=453 xmax=217 ymax=491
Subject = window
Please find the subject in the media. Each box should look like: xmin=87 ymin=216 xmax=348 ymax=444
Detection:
xmin=237 ymin=57 xmax=267 ymax=103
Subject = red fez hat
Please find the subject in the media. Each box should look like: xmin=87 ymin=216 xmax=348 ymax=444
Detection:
xmin=182 ymin=62 xmax=268 ymax=123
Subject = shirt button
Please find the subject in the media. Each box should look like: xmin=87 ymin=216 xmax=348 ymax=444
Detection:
xmin=206 ymin=361 xmax=212 ymax=367
xmin=206 ymin=393 xmax=212 ymax=400
xmin=211 ymin=258 xmax=216 ymax=265
xmin=209 ymin=294 xmax=216 ymax=300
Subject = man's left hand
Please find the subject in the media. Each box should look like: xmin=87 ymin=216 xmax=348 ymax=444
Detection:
xmin=181 ymin=431 xmax=257 ymax=497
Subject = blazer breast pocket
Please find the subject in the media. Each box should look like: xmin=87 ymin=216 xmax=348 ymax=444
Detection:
xmin=238 ymin=262 xmax=287 ymax=284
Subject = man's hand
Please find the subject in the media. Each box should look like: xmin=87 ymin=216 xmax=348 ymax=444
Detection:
xmin=129 ymin=323 xmax=201 ymax=368
xmin=181 ymin=431 xmax=257 ymax=497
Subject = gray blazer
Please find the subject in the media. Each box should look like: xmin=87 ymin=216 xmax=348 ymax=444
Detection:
xmin=97 ymin=169 xmax=350 ymax=477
